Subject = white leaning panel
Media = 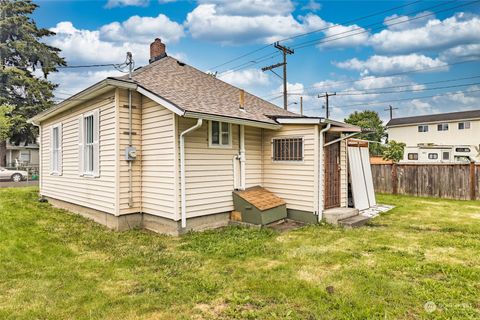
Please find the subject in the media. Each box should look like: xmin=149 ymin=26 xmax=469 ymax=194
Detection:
xmin=348 ymin=147 xmax=370 ymax=210
xmin=360 ymin=146 xmax=377 ymax=207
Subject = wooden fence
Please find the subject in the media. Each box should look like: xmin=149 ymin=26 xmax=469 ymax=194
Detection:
xmin=371 ymin=163 xmax=480 ymax=200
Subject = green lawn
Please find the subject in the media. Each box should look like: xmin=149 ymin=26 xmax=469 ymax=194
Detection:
xmin=1 ymin=188 xmax=479 ymax=319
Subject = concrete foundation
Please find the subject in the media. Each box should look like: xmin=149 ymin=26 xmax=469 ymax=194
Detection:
xmin=45 ymin=196 xmax=230 ymax=236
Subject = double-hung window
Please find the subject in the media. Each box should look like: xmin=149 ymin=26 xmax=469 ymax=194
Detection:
xmin=458 ymin=122 xmax=470 ymax=130
xmin=79 ymin=110 xmax=100 ymax=177
xmin=418 ymin=125 xmax=428 ymax=132
xmin=50 ymin=123 xmax=62 ymax=175
xmin=209 ymin=121 xmax=231 ymax=147
xmin=437 ymin=123 xmax=449 ymax=131
xmin=272 ymin=137 xmax=304 ymax=161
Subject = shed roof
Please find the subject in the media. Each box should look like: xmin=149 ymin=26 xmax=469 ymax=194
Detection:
xmin=386 ymin=109 xmax=480 ymax=127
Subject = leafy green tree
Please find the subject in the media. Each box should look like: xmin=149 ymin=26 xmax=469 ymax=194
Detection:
xmin=0 ymin=0 xmax=65 ymax=165
xmin=344 ymin=110 xmax=386 ymax=155
xmin=382 ymin=140 xmax=406 ymax=163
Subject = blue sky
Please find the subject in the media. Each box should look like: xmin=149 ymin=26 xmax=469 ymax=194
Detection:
xmin=33 ymin=0 xmax=480 ymax=122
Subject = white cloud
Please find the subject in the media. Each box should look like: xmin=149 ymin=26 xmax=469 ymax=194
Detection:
xmin=185 ymin=4 xmax=308 ymax=44
xmin=302 ymin=0 xmax=322 ymax=11
xmin=218 ymin=68 xmax=271 ymax=89
xmin=370 ymin=13 xmax=480 ymax=54
xmin=100 ymin=14 xmax=184 ymax=44
xmin=105 ymin=0 xmax=148 ymax=8
xmin=319 ymin=23 xmax=369 ymax=49
xmin=49 ymin=15 xmax=185 ymax=66
xmin=334 ymin=54 xmax=447 ymax=75
xmin=198 ymin=0 xmax=294 ymax=16
xmin=49 ymin=22 xmax=149 ymax=65
xmin=50 ymin=69 xmax=124 ymax=99
xmin=383 ymin=11 xmax=434 ymax=31
xmin=439 ymin=43 xmax=480 ymax=62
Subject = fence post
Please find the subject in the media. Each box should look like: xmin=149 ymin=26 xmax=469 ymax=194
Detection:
xmin=392 ymin=163 xmax=398 ymax=195
xmin=470 ymin=161 xmax=476 ymax=200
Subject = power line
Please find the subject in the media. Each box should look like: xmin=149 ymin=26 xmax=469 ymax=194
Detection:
xmin=209 ymin=0 xmax=423 ymax=71
xmin=217 ymin=0 xmax=469 ymax=76
xmin=290 ymin=0 xmax=461 ymax=51
xmin=263 ymin=59 xmax=480 ymax=99
xmin=333 ymin=88 xmax=480 ymax=108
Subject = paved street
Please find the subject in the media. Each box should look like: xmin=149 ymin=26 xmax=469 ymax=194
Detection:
xmin=0 ymin=180 xmax=39 ymax=188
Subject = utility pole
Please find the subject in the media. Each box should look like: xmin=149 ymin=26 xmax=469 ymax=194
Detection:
xmin=300 ymin=96 xmax=303 ymax=116
xmin=126 ymin=52 xmax=133 ymax=79
xmin=318 ymin=92 xmax=336 ymax=119
xmin=385 ymin=105 xmax=398 ymax=120
xmin=261 ymin=41 xmax=294 ymax=110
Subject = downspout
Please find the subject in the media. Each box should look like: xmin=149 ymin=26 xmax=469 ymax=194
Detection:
xmin=239 ymin=125 xmax=246 ymax=190
xmin=318 ymin=123 xmax=331 ymax=222
xmin=180 ymin=118 xmax=203 ymax=228
xmin=128 ymin=89 xmax=133 ymax=207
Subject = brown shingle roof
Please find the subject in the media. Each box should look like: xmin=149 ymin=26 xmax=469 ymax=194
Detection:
xmin=113 ymin=56 xmax=295 ymax=124
xmin=386 ymin=109 xmax=480 ymax=127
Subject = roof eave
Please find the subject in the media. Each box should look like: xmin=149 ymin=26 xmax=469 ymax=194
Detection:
xmin=28 ymin=78 xmax=137 ymax=125
xmin=183 ymin=111 xmax=282 ymax=130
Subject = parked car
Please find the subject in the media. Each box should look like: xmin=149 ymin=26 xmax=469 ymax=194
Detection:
xmin=0 ymin=167 xmax=28 ymax=182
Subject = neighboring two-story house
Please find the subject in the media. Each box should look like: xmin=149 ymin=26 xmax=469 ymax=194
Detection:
xmin=386 ymin=110 xmax=480 ymax=163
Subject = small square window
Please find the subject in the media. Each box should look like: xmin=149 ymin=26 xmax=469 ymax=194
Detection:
xmin=458 ymin=122 xmax=470 ymax=130
xmin=442 ymin=152 xmax=450 ymax=160
xmin=209 ymin=121 xmax=231 ymax=147
xmin=272 ymin=137 xmax=303 ymax=161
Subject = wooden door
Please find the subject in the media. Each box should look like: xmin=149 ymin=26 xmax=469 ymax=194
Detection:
xmin=324 ymin=133 xmax=341 ymax=209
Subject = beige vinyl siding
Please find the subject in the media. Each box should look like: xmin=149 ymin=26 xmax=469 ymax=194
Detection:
xmin=340 ymin=136 xmax=348 ymax=207
xmin=178 ymin=117 xmax=239 ymax=218
xmin=117 ymin=89 xmax=142 ymax=215
xmin=141 ymin=97 xmax=177 ymax=218
xmin=262 ymin=125 xmax=316 ymax=212
xmin=244 ymin=126 xmax=262 ymax=188
xmin=40 ymin=91 xmax=116 ymax=214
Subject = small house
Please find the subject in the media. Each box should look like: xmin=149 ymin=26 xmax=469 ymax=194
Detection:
xmin=29 ymin=39 xmax=364 ymax=235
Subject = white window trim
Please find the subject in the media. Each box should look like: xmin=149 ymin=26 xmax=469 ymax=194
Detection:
xmin=418 ymin=124 xmax=428 ymax=132
xmin=79 ymin=109 xmax=100 ymax=178
xmin=271 ymin=136 xmax=305 ymax=163
xmin=437 ymin=123 xmax=449 ymax=131
xmin=208 ymin=120 xmax=232 ymax=148
xmin=458 ymin=121 xmax=471 ymax=130
xmin=50 ymin=123 xmax=62 ymax=176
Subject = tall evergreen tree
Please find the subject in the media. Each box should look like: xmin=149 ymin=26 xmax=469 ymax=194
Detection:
xmin=0 ymin=0 xmax=65 ymax=166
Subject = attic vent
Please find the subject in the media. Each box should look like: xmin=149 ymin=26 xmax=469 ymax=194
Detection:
xmin=177 ymin=61 xmax=186 ymax=66
xmin=239 ymin=89 xmax=245 ymax=110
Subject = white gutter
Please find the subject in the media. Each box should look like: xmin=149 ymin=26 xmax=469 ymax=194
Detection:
xmin=232 ymin=154 xmax=238 ymax=190
xmin=239 ymin=125 xmax=246 ymax=190
xmin=180 ymin=118 xmax=203 ymax=229
xmin=318 ymin=123 xmax=331 ymax=222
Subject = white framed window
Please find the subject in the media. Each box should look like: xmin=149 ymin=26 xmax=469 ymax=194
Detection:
xmin=20 ymin=150 xmax=31 ymax=163
xmin=458 ymin=122 xmax=470 ymax=130
xmin=209 ymin=121 xmax=232 ymax=148
xmin=50 ymin=123 xmax=62 ymax=175
xmin=272 ymin=137 xmax=304 ymax=162
xmin=78 ymin=110 xmax=100 ymax=177
xmin=428 ymin=153 xmax=438 ymax=160
xmin=418 ymin=125 xmax=428 ymax=132
xmin=437 ymin=123 xmax=449 ymax=131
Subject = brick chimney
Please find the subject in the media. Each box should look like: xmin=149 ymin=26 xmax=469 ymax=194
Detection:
xmin=149 ymin=38 xmax=166 ymax=63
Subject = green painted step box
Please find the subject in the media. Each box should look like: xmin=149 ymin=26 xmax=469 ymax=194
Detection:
xmin=232 ymin=188 xmax=287 ymax=225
